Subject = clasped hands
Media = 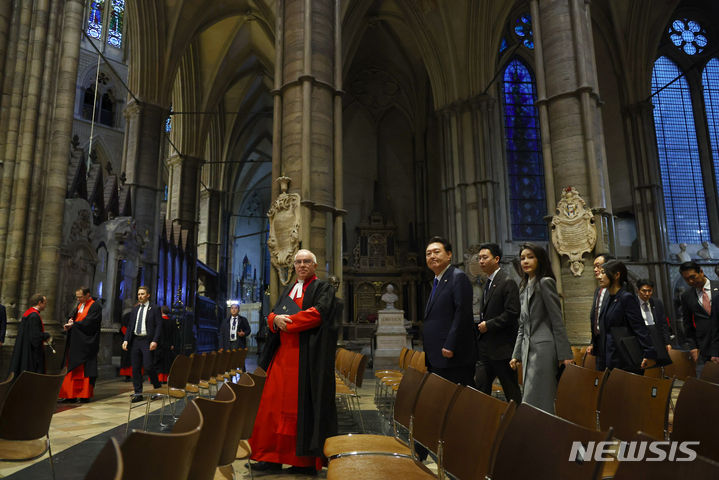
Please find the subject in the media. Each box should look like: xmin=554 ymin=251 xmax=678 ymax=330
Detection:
xmin=273 ymin=314 xmax=293 ymax=332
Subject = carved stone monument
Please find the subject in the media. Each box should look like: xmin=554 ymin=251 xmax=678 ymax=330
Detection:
xmin=267 ymin=176 xmax=301 ymax=285
xmin=374 ymin=284 xmax=410 ymax=370
xmin=551 ymin=186 xmax=597 ymax=276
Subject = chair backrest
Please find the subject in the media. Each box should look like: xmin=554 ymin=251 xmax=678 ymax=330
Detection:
xmin=188 ymin=384 xmax=236 ymax=480
xmin=572 ymin=346 xmax=587 ymax=366
xmin=671 ymin=377 xmax=719 ymax=462
xmin=0 ymin=370 xmax=65 ymax=440
xmin=489 ymin=403 xmax=612 ymax=480
xmin=598 ymin=368 xmax=673 ymax=440
xmin=412 ymin=373 xmax=461 ymax=454
xmin=200 ymin=351 xmax=216 ymax=381
xmin=392 ymin=367 xmax=428 ymax=430
xmin=555 ymin=364 xmax=608 ymax=430
xmin=214 ymin=350 xmax=231 ymax=375
xmin=0 ymin=371 xmax=15 ymax=414
xmin=237 ymin=348 xmax=248 ymax=369
xmin=663 ymin=349 xmax=696 ymax=380
xmin=402 ymin=350 xmax=416 ymax=370
xmin=582 ymin=351 xmax=597 ymax=370
xmin=217 ymin=374 xmax=256 ymax=466
xmin=613 ymin=431 xmax=719 ymax=479
xmin=167 ymin=354 xmax=192 ymax=390
xmin=398 ymin=347 xmax=408 ymax=368
xmin=410 ymin=351 xmax=426 ymax=372
xmin=85 ymin=437 xmax=122 ymax=480
xmin=349 ymin=353 xmax=368 ymax=388
xmin=699 ymin=359 xmax=719 ymax=384
xmin=242 ymin=371 xmax=266 ymax=437
xmin=248 ymin=366 xmax=267 ymax=391
xmin=441 ymin=387 xmax=516 ymax=480
xmin=121 ymin=401 xmax=203 ymax=479
xmin=186 ymin=353 xmax=206 ymax=385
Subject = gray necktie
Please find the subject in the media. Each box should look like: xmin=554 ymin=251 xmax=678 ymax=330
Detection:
xmin=135 ymin=304 xmax=145 ymax=335
xmin=642 ymin=302 xmax=655 ymax=325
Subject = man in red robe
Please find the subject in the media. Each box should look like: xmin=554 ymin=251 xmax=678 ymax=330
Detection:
xmin=59 ymin=287 xmax=101 ymax=403
xmin=249 ymin=249 xmax=338 ymax=475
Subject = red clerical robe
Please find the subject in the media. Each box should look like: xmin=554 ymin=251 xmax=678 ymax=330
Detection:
xmin=59 ymin=298 xmax=99 ymax=399
xmin=249 ymin=276 xmax=324 ymax=469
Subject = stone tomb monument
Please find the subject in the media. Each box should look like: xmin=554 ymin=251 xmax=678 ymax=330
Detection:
xmin=373 ymin=285 xmax=410 ymax=370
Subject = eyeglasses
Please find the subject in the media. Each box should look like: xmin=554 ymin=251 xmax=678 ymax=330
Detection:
xmin=294 ymin=259 xmax=314 ymax=265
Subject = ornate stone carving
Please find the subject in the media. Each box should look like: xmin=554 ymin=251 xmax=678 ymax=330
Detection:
xmin=551 ymin=186 xmax=597 ymax=277
xmin=267 ymin=177 xmax=301 ymax=286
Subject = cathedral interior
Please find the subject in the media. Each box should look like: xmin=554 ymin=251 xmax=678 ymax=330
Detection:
xmin=1 ymin=0 xmax=718 ymax=376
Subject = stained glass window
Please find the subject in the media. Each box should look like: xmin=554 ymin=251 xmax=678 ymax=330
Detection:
xmin=514 ymin=13 xmax=534 ymax=50
xmin=668 ymin=19 xmax=707 ymax=56
xmin=165 ymin=106 xmax=173 ymax=132
xmin=651 ymin=56 xmax=710 ymax=243
xmin=702 ymin=58 xmax=719 ymax=218
xmin=86 ymin=0 xmax=104 ymax=40
xmin=107 ymin=0 xmax=125 ymax=48
xmin=499 ymin=37 xmax=508 ymax=55
xmin=502 ymin=59 xmax=546 ymax=241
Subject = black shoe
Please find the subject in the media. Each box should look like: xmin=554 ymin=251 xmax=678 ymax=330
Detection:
xmin=150 ymin=394 xmax=164 ymax=401
xmin=250 ymin=461 xmax=282 ymax=472
xmin=130 ymin=394 xmax=144 ymax=403
xmin=58 ymin=398 xmax=77 ymax=403
xmin=79 ymin=398 xmax=91 ymax=404
xmin=285 ymin=466 xmax=317 ymax=476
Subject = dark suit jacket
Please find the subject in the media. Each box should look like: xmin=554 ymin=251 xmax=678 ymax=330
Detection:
xmin=123 ymin=303 xmax=162 ymax=345
xmin=589 ymin=287 xmax=611 ymax=353
xmin=0 ymin=303 xmax=6 ymax=343
xmin=646 ymin=297 xmax=671 ymax=346
xmin=423 ymin=265 xmax=477 ymax=369
xmin=681 ymin=280 xmax=719 ymax=359
xmin=477 ymin=268 xmax=520 ymax=361
xmin=597 ymin=289 xmax=656 ymax=371
xmin=219 ymin=314 xmax=251 ymax=349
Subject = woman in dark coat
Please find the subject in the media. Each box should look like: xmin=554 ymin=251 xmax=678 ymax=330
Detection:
xmin=595 ymin=260 xmax=656 ymax=374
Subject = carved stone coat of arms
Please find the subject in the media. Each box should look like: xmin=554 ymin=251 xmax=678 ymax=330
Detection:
xmin=267 ymin=177 xmax=301 ymax=285
xmin=551 ymin=186 xmax=597 ymax=276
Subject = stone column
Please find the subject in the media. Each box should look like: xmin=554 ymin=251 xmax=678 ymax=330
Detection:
xmin=198 ymin=188 xmax=222 ymax=271
xmin=437 ymin=95 xmax=504 ymax=254
xmin=122 ymin=99 xmax=167 ymax=290
xmin=271 ymin=0 xmax=342 ymax=293
xmin=531 ymin=0 xmax=612 ymax=342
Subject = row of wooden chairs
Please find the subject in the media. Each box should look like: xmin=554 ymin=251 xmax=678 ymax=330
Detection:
xmin=335 ymin=348 xmax=369 ymax=432
xmin=373 ymin=347 xmax=426 ymax=417
xmin=125 ymin=349 xmax=249 ymax=434
xmin=95 ymin=367 xmax=266 ymax=480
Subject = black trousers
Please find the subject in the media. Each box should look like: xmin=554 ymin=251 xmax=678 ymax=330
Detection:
xmin=130 ymin=335 xmax=160 ymax=393
xmin=429 ymin=365 xmax=475 ymax=386
xmin=474 ymin=358 xmax=522 ymax=404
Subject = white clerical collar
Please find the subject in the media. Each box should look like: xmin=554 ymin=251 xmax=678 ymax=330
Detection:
xmin=289 ymin=280 xmax=304 ymax=299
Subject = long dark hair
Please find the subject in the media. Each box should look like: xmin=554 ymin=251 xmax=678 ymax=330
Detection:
xmin=519 ymin=242 xmax=555 ymax=290
xmin=602 ymin=260 xmax=634 ymax=294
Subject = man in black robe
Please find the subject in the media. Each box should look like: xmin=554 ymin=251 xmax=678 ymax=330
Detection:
xmin=10 ymin=294 xmax=51 ymax=376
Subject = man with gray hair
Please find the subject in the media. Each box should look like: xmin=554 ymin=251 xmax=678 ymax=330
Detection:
xmin=249 ymin=249 xmax=338 ymax=475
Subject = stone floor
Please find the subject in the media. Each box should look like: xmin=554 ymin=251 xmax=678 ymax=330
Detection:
xmin=0 ymin=359 xmax=388 ymax=479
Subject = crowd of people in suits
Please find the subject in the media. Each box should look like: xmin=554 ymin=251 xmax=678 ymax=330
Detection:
xmin=422 ymin=237 xmax=719 ymax=414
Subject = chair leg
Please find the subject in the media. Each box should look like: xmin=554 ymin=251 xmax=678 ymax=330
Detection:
xmin=47 ymin=435 xmax=55 ymax=480
xmin=143 ymin=395 xmax=152 ymax=431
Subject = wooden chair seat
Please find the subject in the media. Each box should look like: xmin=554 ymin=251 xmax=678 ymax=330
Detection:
xmin=185 ymin=384 xmax=200 ymax=394
xmin=324 ymin=434 xmax=411 ymax=459
xmin=0 ymin=438 xmax=48 ymax=460
xmin=327 ymin=455 xmax=435 ymax=480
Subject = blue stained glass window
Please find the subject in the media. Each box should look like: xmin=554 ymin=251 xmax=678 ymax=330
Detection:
xmin=702 ymin=58 xmax=719 ymax=217
xmin=651 ymin=56 xmax=710 ymax=243
xmin=86 ymin=0 xmax=104 ymax=40
xmin=514 ymin=13 xmax=534 ymax=49
xmin=499 ymin=37 xmax=508 ymax=54
xmin=107 ymin=0 xmax=124 ymax=48
xmin=668 ymin=19 xmax=708 ymax=56
xmin=165 ymin=105 xmax=173 ymax=133
xmin=503 ymin=59 xmax=546 ymax=241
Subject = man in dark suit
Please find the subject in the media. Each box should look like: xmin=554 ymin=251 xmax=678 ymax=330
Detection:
xmin=587 ymin=253 xmax=614 ymax=364
xmin=122 ymin=286 xmax=162 ymax=401
xmin=679 ymin=262 xmax=719 ymax=372
xmin=423 ymin=237 xmax=476 ymax=385
xmin=475 ymin=243 xmax=521 ymax=403
xmin=636 ymin=279 xmax=672 ymax=353
xmin=219 ymin=302 xmax=251 ymax=350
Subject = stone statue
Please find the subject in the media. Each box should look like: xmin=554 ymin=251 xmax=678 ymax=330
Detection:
xmin=381 ymin=284 xmax=398 ymax=310
xmin=697 ymin=241 xmax=714 ymax=260
xmin=328 ymin=275 xmax=340 ymax=291
xmin=267 ymin=176 xmax=302 ymax=285
xmin=677 ymin=243 xmax=692 ymax=263
xmin=550 ymin=186 xmax=597 ymax=276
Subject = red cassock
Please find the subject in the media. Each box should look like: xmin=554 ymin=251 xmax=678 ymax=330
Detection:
xmin=59 ymin=299 xmax=95 ymax=400
xmin=249 ymin=277 xmax=324 ymax=469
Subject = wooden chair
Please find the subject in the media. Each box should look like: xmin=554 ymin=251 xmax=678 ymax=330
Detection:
xmin=324 ymin=367 xmax=428 ymax=460
xmin=699 ymin=359 xmax=719 ymax=384
xmin=582 ymin=351 xmax=597 ymax=370
xmin=0 ymin=369 xmax=65 ymax=478
xmin=555 ymin=364 xmax=608 ymax=430
xmin=121 ymin=400 xmax=203 ymax=480
xmin=187 ymin=384 xmax=236 ymax=480
xmin=236 ymin=348 xmax=248 ymax=373
xmin=598 ymin=368 xmax=673 ymax=441
xmin=671 ymin=377 xmax=719 ymax=462
xmin=217 ymin=374 xmax=256 ymax=479
xmin=185 ymin=353 xmax=205 ymax=398
xmin=488 ymin=403 xmax=612 ymax=480
xmin=247 ymin=366 xmax=266 ymax=391
xmin=613 ymin=431 xmax=719 ymax=479
xmin=85 ymin=437 xmax=122 ymax=480
xmin=336 ymin=352 xmax=368 ymax=432
xmin=198 ymin=351 xmax=217 ymax=397
xmin=235 ymin=371 xmax=269 ymax=479
xmin=326 ymin=374 xmax=461 ymax=480
xmin=0 ymin=372 xmax=15 ymax=415
xmin=663 ymin=349 xmax=696 ymax=380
